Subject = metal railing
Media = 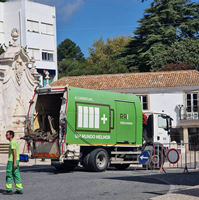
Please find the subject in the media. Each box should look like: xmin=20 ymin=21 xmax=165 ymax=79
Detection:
xmin=179 ymin=106 xmax=199 ymax=120
xmin=152 ymin=143 xmax=197 ymax=173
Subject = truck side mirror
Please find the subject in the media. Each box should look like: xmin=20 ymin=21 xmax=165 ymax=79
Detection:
xmin=166 ymin=117 xmax=173 ymax=133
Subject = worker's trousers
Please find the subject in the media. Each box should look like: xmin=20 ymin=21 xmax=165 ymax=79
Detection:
xmin=6 ymin=161 xmax=23 ymax=193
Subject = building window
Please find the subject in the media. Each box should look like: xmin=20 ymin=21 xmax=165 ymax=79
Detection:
xmin=41 ymin=23 xmax=54 ymax=35
xmin=42 ymin=51 xmax=54 ymax=61
xmin=186 ymin=93 xmax=198 ymax=112
xmin=0 ymin=21 xmax=3 ymax=33
xmin=28 ymin=48 xmax=40 ymax=60
xmin=188 ymin=128 xmax=199 ymax=150
xmin=27 ymin=20 xmax=39 ymax=33
xmin=185 ymin=93 xmax=198 ymax=120
xmin=138 ymin=95 xmax=148 ymax=110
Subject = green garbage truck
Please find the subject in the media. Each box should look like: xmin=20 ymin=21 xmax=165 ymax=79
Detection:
xmin=22 ymin=86 xmax=172 ymax=172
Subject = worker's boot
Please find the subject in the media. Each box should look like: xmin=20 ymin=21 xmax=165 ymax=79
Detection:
xmin=14 ymin=190 xmax=23 ymax=194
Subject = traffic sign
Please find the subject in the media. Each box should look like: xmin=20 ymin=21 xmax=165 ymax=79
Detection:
xmin=139 ymin=151 xmax=150 ymax=164
xmin=167 ymin=149 xmax=179 ymax=164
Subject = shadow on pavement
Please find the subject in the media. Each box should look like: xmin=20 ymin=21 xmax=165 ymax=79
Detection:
xmin=0 ymin=189 xmax=5 ymax=194
xmin=20 ymin=165 xmax=79 ymax=174
xmin=19 ymin=164 xmax=199 ymax=198
xmin=103 ymin=170 xmax=199 ymax=198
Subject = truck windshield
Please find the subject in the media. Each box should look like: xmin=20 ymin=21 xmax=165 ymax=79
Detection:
xmin=158 ymin=115 xmax=167 ymax=129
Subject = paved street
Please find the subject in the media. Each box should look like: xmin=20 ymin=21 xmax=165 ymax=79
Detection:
xmin=0 ymin=163 xmax=199 ymax=200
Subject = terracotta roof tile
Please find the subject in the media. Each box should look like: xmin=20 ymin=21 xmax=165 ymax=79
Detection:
xmin=50 ymin=70 xmax=199 ymax=90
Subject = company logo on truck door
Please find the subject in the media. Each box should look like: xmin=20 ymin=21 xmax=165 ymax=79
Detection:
xmin=120 ymin=113 xmax=128 ymax=119
xmin=75 ymin=102 xmax=114 ymax=133
xmin=120 ymin=113 xmax=133 ymax=125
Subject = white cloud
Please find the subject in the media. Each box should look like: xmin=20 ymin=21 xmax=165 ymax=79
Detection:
xmin=30 ymin=0 xmax=85 ymax=22
xmin=61 ymin=0 xmax=85 ymax=20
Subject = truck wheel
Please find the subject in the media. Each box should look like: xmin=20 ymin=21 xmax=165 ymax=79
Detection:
xmin=114 ymin=164 xmax=130 ymax=170
xmin=88 ymin=148 xmax=109 ymax=172
xmin=82 ymin=153 xmax=90 ymax=171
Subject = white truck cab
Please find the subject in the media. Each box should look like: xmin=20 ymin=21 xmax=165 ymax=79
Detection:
xmin=143 ymin=111 xmax=172 ymax=147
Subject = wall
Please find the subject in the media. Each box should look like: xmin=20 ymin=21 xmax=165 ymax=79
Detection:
xmin=149 ymin=92 xmax=184 ymax=127
xmin=25 ymin=1 xmax=57 ymax=73
xmin=0 ymin=3 xmax=3 ymax=42
xmin=0 ymin=0 xmax=57 ymax=82
xmin=3 ymin=1 xmax=22 ymax=45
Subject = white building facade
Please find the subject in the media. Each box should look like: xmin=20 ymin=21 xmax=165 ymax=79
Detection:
xmin=0 ymin=0 xmax=57 ymax=85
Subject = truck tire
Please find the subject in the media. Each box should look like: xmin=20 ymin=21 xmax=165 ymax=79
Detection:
xmin=114 ymin=164 xmax=130 ymax=170
xmin=88 ymin=148 xmax=109 ymax=172
xmin=82 ymin=153 xmax=91 ymax=171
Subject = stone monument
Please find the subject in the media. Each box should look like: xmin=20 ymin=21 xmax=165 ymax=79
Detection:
xmin=0 ymin=28 xmax=40 ymax=142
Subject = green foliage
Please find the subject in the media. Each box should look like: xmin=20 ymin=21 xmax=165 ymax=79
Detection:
xmin=57 ymin=38 xmax=85 ymax=62
xmin=88 ymin=35 xmax=132 ymax=63
xmin=58 ymin=35 xmax=131 ymax=78
xmin=58 ymin=58 xmax=128 ymax=78
xmin=157 ymin=62 xmax=193 ymax=71
xmin=150 ymin=38 xmax=199 ymax=71
xmin=0 ymin=0 xmax=8 ymax=2
xmin=118 ymin=0 xmax=199 ymax=72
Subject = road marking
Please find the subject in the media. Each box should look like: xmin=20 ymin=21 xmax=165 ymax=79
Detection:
xmin=154 ymin=177 xmax=176 ymax=195
xmin=0 ymin=170 xmax=6 ymax=173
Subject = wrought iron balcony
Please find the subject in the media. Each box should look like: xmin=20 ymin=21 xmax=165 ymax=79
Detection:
xmin=179 ymin=106 xmax=199 ymax=120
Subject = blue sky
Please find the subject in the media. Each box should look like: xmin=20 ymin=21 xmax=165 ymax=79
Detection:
xmin=32 ymin=0 xmax=154 ymax=57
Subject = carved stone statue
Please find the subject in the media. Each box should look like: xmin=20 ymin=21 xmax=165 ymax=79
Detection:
xmin=11 ymin=28 xmax=20 ymax=47
xmin=15 ymin=55 xmax=24 ymax=85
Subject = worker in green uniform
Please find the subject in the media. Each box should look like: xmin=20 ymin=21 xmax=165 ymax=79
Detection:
xmin=3 ymin=130 xmax=23 ymax=195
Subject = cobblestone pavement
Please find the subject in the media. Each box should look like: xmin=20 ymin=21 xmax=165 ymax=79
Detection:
xmin=150 ymin=185 xmax=199 ymax=200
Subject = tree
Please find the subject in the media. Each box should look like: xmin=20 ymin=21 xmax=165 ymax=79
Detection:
xmin=157 ymin=62 xmax=193 ymax=71
xmin=150 ymin=38 xmax=199 ymax=71
xmin=88 ymin=35 xmax=132 ymax=63
xmin=57 ymin=38 xmax=85 ymax=61
xmin=118 ymin=0 xmax=199 ymax=72
xmin=0 ymin=0 xmax=8 ymax=2
xmin=58 ymin=58 xmax=128 ymax=78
